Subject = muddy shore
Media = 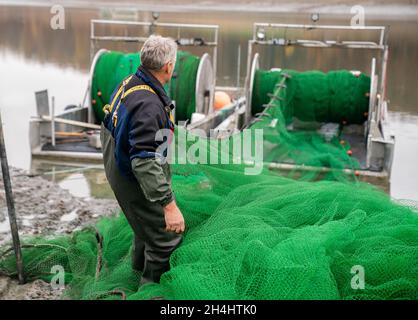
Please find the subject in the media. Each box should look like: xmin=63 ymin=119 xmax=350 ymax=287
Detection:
xmin=0 ymin=167 xmax=119 ymax=299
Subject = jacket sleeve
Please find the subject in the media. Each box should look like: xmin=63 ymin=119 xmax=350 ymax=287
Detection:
xmin=128 ymin=99 xmax=174 ymax=207
xmin=131 ymin=158 xmax=174 ymax=207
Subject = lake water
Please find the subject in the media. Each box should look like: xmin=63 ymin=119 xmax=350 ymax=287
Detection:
xmin=0 ymin=4 xmax=417 ymax=200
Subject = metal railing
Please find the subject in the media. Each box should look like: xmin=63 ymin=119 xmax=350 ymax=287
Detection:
xmin=251 ymin=23 xmax=387 ymax=49
xmin=90 ymin=19 xmax=219 ymax=81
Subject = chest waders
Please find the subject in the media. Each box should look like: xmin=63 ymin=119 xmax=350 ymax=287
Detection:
xmin=101 ymin=79 xmax=182 ymax=285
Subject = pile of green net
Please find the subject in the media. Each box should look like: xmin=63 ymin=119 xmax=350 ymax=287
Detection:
xmin=1 ymin=68 xmax=417 ymax=300
xmin=0 ymin=162 xmax=417 ymax=299
xmin=91 ymin=50 xmax=200 ymax=123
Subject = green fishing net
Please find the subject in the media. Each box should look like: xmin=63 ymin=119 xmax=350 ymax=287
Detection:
xmin=1 ymin=163 xmax=417 ymax=300
xmin=248 ymin=68 xmax=369 ymax=182
xmin=168 ymin=51 xmax=200 ymax=122
xmin=1 ymin=67 xmax=417 ymax=300
xmin=252 ymin=69 xmax=370 ymax=124
xmin=90 ymin=50 xmax=200 ymax=123
xmin=91 ymin=51 xmax=141 ymax=123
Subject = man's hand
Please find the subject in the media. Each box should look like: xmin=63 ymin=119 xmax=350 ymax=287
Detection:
xmin=164 ymin=200 xmax=185 ymax=234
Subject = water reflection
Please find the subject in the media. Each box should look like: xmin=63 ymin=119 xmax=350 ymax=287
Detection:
xmin=30 ymin=160 xmax=115 ymax=199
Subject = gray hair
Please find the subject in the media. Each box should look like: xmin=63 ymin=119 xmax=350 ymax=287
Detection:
xmin=140 ymin=35 xmax=177 ymax=71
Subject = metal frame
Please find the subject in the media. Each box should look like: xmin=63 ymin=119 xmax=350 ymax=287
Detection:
xmin=250 ymin=23 xmax=386 ymax=48
xmin=245 ymin=53 xmax=259 ymax=125
xmin=245 ymin=23 xmax=389 ymax=126
xmin=85 ymin=48 xmax=109 ymax=123
xmin=195 ymin=53 xmax=215 ymax=115
xmin=367 ymin=58 xmax=377 ymax=133
xmin=90 ymin=19 xmax=219 ymax=82
xmin=244 ymin=22 xmax=394 ymax=177
xmin=246 ymin=23 xmax=388 ymax=79
xmin=187 ymin=97 xmax=246 ymax=135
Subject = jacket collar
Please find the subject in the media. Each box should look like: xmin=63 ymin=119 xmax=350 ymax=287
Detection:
xmin=136 ymin=66 xmax=174 ymax=110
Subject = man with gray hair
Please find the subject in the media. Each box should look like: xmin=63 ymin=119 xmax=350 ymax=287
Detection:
xmin=100 ymin=35 xmax=185 ymax=285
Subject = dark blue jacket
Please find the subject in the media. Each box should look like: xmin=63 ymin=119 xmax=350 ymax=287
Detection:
xmin=103 ymin=66 xmax=175 ymax=180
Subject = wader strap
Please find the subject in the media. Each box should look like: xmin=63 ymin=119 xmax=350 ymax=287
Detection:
xmin=112 ymin=84 xmax=156 ymax=127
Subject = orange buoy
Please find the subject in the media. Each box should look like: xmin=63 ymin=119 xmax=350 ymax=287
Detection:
xmin=355 ymin=170 xmax=360 ymax=177
xmin=214 ymin=91 xmax=231 ymax=110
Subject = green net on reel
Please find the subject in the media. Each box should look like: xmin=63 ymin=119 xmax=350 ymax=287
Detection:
xmin=251 ymin=69 xmax=283 ymax=116
xmin=1 ymin=67 xmax=417 ymax=300
xmin=91 ymin=50 xmax=201 ymax=123
xmin=248 ymin=69 xmax=362 ymax=180
xmin=168 ymin=51 xmax=201 ymax=122
xmin=252 ymin=69 xmax=370 ymax=125
xmin=91 ymin=52 xmax=141 ymax=123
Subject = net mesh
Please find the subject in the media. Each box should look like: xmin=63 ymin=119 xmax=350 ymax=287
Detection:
xmin=1 ymin=67 xmax=417 ymax=300
xmin=252 ymin=69 xmax=370 ymax=124
xmin=249 ymin=69 xmax=368 ymax=182
xmin=91 ymin=52 xmax=140 ymax=123
xmin=91 ymin=50 xmax=200 ymax=123
xmin=168 ymin=51 xmax=200 ymax=122
xmin=1 ymin=164 xmax=417 ymax=300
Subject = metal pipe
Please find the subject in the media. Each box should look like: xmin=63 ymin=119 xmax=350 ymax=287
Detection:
xmin=379 ymin=28 xmax=385 ymax=46
xmin=51 ymin=97 xmax=56 ymax=147
xmin=156 ymin=22 xmax=219 ymax=29
xmin=368 ymin=57 xmax=377 ymax=126
xmin=254 ymin=40 xmax=383 ymax=50
xmin=254 ymin=23 xmax=386 ymax=31
xmin=236 ymin=44 xmax=241 ymax=88
xmin=91 ymin=36 xmax=217 ymax=46
xmin=213 ymin=27 xmax=219 ymax=89
xmin=90 ymin=19 xmax=95 ymax=62
xmin=0 ymin=110 xmax=25 ymax=284
xmin=378 ymin=46 xmax=389 ymax=122
xmin=244 ymin=40 xmax=253 ymax=125
xmin=252 ymin=23 xmax=386 ymax=51
xmin=40 ymin=115 xmax=101 ymax=130
xmin=91 ymin=19 xmax=218 ymax=30
xmin=91 ymin=19 xmax=152 ymax=27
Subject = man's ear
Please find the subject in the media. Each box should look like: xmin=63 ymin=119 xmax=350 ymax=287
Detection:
xmin=164 ymin=62 xmax=170 ymax=74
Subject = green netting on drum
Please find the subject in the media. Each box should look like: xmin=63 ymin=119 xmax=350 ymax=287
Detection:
xmin=252 ymin=69 xmax=370 ymax=124
xmin=91 ymin=51 xmax=200 ymax=123
xmin=91 ymin=52 xmax=141 ymax=123
xmin=169 ymin=51 xmax=201 ymax=122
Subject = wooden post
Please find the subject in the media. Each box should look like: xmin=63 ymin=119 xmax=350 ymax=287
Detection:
xmin=0 ymin=110 xmax=25 ymax=284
